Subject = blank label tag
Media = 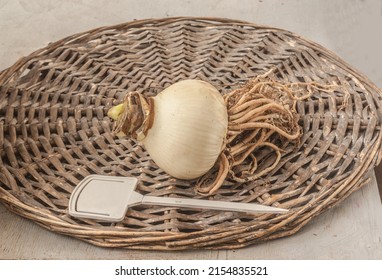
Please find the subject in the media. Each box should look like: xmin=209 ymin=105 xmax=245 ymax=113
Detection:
xmin=69 ymin=175 xmax=138 ymax=222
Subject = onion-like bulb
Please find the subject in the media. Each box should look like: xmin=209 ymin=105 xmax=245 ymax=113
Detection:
xmin=109 ymin=80 xmax=228 ymax=180
xmin=109 ymin=75 xmax=330 ymax=195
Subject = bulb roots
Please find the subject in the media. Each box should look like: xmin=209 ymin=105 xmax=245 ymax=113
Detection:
xmin=195 ymin=74 xmax=334 ymax=195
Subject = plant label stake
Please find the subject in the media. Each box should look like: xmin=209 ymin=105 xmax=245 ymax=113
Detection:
xmin=68 ymin=175 xmax=288 ymax=222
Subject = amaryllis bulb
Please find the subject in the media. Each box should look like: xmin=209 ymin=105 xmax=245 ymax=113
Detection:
xmin=112 ymin=80 xmax=228 ymax=180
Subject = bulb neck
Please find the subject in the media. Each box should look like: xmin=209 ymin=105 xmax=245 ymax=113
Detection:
xmin=113 ymin=92 xmax=154 ymax=141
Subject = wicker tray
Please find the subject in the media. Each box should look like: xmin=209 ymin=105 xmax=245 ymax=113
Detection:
xmin=1 ymin=17 xmax=382 ymax=250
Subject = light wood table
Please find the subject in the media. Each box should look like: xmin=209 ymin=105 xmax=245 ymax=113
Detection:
xmin=1 ymin=174 xmax=382 ymax=259
xmin=1 ymin=0 xmax=382 ymax=260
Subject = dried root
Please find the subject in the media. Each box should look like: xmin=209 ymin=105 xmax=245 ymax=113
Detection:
xmin=195 ymin=73 xmax=335 ymax=195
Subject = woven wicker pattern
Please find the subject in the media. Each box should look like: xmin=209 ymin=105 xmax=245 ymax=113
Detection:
xmin=1 ymin=17 xmax=382 ymax=250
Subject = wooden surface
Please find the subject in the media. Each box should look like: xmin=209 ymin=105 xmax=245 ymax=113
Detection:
xmin=1 ymin=0 xmax=382 ymax=259
xmin=1 ymin=174 xmax=381 ymax=259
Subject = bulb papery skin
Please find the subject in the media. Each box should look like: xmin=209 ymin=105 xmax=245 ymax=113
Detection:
xmin=142 ymin=80 xmax=228 ymax=180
